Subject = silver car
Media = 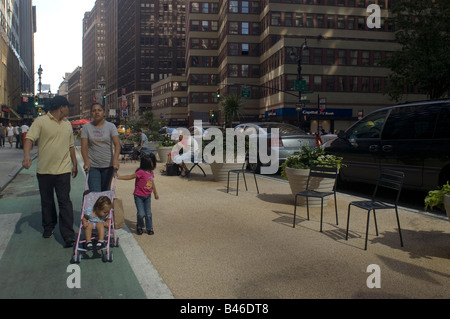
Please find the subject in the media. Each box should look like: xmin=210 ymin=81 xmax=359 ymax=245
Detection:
xmin=234 ymin=122 xmax=316 ymax=173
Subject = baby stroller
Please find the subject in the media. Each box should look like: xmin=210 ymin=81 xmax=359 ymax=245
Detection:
xmin=71 ymin=174 xmax=119 ymax=263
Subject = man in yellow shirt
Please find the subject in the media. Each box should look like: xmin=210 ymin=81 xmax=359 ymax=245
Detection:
xmin=22 ymin=96 xmax=78 ymax=248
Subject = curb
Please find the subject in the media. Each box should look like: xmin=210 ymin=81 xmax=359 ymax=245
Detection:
xmin=0 ymin=152 xmax=38 ymax=193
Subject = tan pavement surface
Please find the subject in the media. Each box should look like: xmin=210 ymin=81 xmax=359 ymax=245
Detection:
xmin=115 ymin=159 xmax=450 ymax=299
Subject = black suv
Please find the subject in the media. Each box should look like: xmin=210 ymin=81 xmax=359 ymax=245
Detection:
xmin=324 ymin=100 xmax=450 ymax=191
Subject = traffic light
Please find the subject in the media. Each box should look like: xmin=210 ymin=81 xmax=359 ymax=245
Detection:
xmin=34 ymin=97 xmax=39 ymax=106
xmin=216 ymin=88 xmax=220 ymax=99
xmin=209 ymin=109 xmax=213 ymax=118
xmin=38 ymin=107 xmax=43 ymax=116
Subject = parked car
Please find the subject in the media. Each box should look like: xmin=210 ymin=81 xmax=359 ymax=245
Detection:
xmin=189 ymin=125 xmax=222 ymax=138
xmin=324 ymin=99 xmax=450 ymax=191
xmin=234 ymin=122 xmax=316 ymax=173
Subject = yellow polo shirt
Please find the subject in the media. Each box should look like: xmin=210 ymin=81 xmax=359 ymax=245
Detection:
xmin=26 ymin=112 xmax=75 ymax=175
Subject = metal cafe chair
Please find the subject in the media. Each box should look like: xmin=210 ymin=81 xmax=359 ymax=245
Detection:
xmin=293 ymin=164 xmax=339 ymax=232
xmin=345 ymin=169 xmax=405 ymax=250
xmin=120 ymin=143 xmax=135 ymax=163
xmin=227 ymin=158 xmax=259 ymax=196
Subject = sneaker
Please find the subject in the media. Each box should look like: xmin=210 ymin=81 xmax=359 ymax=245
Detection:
xmin=43 ymin=229 xmax=54 ymax=238
xmin=147 ymin=229 xmax=154 ymax=235
xmin=64 ymin=238 xmax=75 ymax=248
xmin=136 ymin=225 xmax=143 ymax=235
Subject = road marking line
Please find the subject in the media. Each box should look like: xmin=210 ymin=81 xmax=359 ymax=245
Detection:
xmin=0 ymin=214 xmax=22 ymax=261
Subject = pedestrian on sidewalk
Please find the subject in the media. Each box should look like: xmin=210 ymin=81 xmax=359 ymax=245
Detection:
xmin=81 ymin=103 xmax=121 ymax=192
xmin=6 ymin=122 xmax=14 ymax=148
xmin=14 ymin=124 xmax=21 ymax=148
xmin=22 ymin=96 xmax=78 ymax=248
xmin=0 ymin=123 xmax=5 ymax=147
xmin=117 ymin=153 xmax=159 ymax=235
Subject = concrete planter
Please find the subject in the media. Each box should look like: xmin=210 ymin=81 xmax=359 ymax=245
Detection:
xmin=285 ymin=166 xmax=334 ymax=207
xmin=157 ymin=146 xmax=173 ymax=163
xmin=209 ymin=161 xmax=244 ymax=182
xmin=444 ymin=194 xmax=450 ymax=222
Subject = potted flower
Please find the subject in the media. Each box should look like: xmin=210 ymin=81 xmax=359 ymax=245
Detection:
xmin=157 ymin=134 xmax=176 ymax=163
xmin=280 ymin=146 xmax=344 ymax=206
xmin=424 ymin=182 xmax=450 ymax=221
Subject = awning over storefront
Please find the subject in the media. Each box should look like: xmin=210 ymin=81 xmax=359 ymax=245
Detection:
xmin=264 ymin=107 xmax=353 ymax=119
xmin=1 ymin=106 xmax=22 ymax=120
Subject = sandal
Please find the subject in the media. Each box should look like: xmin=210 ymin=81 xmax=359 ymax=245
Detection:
xmin=96 ymin=240 xmax=105 ymax=249
xmin=84 ymin=241 xmax=93 ymax=250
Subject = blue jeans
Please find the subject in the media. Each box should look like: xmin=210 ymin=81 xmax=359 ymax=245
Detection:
xmin=88 ymin=167 xmax=115 ymax=192
xmin=134 ymin=194 xmax=152 ymax=230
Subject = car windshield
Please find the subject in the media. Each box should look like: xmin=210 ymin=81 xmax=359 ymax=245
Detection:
xmin=256 ymin=123 xmax=307 ymax=135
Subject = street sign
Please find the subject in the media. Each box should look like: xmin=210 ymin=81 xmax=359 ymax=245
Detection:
xmin=294 ymin=80 xmax=307 ymax=91
xmin=241 ymin=87 xmax=251 ymax=98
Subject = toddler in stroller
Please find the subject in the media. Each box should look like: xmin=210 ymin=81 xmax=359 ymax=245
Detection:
xmin=83 ymin=196 xmax=112 ymax=250
xmin=72 ymin=178 xmax=119 ymax=263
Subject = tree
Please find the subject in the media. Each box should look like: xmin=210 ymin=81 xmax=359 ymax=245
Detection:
xmin=220 ymin=94 xmax=245 ymax=128
xmin=382 ymin=0 xmax=450 ymax=101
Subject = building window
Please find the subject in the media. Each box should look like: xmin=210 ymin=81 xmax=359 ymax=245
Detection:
xmin=271 ymin=12 xmax=281 ymax=26
xmin=314 ymin=76 xmax=322 ymax=91
xmin=242 ymin=43 xmax=249 ymax=55
xmin=229 ymin=43 xmax=239 ymax=55
xmin=242 ymin=1 xmax=249 ymax=14
xmin=361 ymin=51 xmax=370 ymax=66
xmin=191 ymin=2 xmax=199 ymax=13
xmin=241 ymin=65 xmax=249 ymax=77
xmin=285 ymin=12 xmax=292 ymax=26
xmin=229 ymin=22 xmax=239 ymax=34
xmin=229 ymin=1 xmax=238 ymax=13
xmin=338 ymin=50 xmax=346 ymax=65
xmin=326 ymin=49 xmax=335 ymax=65
xmin=295 ymin=13 xmax=303 ymax=27
xmin=350 ymin=50 xmax=358 ymax=65
xmin=242 ymin=22 xmax=249 ymax=34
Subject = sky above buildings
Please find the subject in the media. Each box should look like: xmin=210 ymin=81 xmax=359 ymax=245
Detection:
xmin=34 ymin=0 xmax=96 ymax=94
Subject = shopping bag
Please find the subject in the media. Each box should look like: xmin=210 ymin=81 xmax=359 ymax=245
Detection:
xmin=113 ymin=197 xmax=125 ymax=229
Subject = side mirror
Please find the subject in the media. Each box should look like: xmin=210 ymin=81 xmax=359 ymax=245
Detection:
xmin=337 ymin=130 xmax=347 ymax=139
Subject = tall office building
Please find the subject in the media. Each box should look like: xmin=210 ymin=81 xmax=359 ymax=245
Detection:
xmin=104 ymin=0 xmax=118 ymax=119
xmin=178 ymin=0 xmax=425 ymax=132
xmin=114 ymin=0 xmax=186 ymax=117
xmin=0 ymin=0 xmax=35 ymax=122
xmin=82 ymin=0 xmax=106 ymax=119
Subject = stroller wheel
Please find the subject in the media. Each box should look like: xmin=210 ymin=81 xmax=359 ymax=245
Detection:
xmin=72 ymin=253 xmax=81 ymax=264
xmin=102 ymin=252 xmax=114 ymax=263
xmin=111 ymin=237 xmax=119 ymax=248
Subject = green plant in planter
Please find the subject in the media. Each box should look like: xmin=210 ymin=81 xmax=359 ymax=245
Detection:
xmin=424 ymin=181 xmax=450 ymax=211
xmin=280 ymin=146 xmax=344 ymax=179
xmin=158 ymin=134 xmax=176 ymax=147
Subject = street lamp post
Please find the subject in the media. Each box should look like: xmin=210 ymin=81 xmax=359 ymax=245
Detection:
xmin=291 ymin=38 xmax=308 ymax=129
xmin=37 ymin=65 xmax=43 ymax=95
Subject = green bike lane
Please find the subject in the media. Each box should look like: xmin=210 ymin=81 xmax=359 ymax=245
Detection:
xmin=0 ymin=155 xmax=172 ymax=299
